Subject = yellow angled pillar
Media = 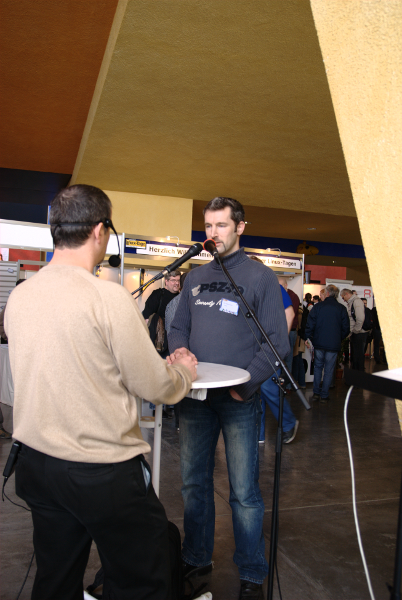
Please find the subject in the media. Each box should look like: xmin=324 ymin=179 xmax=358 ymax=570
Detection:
xmin=310 ymin=1 xmax=402 ymax=428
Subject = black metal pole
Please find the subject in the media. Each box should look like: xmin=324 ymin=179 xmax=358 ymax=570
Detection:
xmin=267 ymin=379 xmax=285 ymax=600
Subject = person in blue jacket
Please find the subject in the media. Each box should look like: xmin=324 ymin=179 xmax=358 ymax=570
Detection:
xmin=305 ymin=284 xmax=349 ymax=402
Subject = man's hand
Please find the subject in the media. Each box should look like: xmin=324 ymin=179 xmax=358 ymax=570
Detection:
xmin=167 ymin=347 xmax=198 ymax=365
xmin=229 ymin=388 xmax=244 ymax=402
xmin=169 ymin=350 xmax=198 ymax=381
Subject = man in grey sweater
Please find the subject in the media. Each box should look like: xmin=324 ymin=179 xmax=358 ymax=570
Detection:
xmin=168 ymin=197 xmax=289 ymax=600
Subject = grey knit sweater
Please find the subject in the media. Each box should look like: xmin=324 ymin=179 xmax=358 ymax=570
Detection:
xmin=168 ymin=248 xmax=290 ymax=400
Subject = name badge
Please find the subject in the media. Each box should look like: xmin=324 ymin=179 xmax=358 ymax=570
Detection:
xmin=220 ymin=298 xmax=239 ymax=316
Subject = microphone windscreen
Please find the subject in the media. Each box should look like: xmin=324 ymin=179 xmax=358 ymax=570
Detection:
xmin=109 ymin=255 xmax=121 ymax=268
xmin=203 ymin=239 xmax=217 ymax=255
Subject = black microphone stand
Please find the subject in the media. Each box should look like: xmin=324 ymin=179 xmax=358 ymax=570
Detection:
xmin=212 ymin=250 xmax=310 ymax=600
xmin=131 ymin=271 xmax=163 ymax=297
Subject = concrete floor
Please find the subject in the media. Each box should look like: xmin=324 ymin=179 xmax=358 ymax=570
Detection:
xmin=1 ymin=359 xmax=401 ymax=600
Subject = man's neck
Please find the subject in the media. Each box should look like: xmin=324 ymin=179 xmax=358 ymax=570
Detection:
xmin=50 ymin=246 xmax=95 ymax=273
xmin=220 ymin=246 xmax=241 ymax=260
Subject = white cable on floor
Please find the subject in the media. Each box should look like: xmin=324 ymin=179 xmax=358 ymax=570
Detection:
xmin=344 ymin=385 xmax=376 ymax=600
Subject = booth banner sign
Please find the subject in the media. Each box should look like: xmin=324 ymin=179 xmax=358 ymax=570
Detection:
xmin=126 ymin=240 xmax=147 ymax=249
xmin=249 ymin=254 xmax=302 ymax=270
xmin=126 ymin=240 xmax=213 ymax=262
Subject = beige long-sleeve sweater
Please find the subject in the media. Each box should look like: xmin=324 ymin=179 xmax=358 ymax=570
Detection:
xmin=5 ymin=264 xmax=192 ymax=463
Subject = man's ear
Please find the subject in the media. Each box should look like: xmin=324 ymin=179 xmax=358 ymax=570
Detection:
xmin=93 ymin=222 xmax=104 ymax=243
xmin=236 ymin=221 xmax=246 ymax=236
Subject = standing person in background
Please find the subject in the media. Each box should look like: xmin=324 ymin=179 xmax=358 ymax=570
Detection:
xmin=303 ymin=293 xmax=313 ymax=309
xmin=306 ymin=285 xmax=349 ymax=402
xmin=258 ymin=278 xmax=299 ymax=445
xmin=142 ymin=270 xmax=181 ymax=418
xmin=292 ymin=303 xmax=306 ymax=389
xmin=278 ymin=278 xmax=299 ymax=392
xmin=371 ymin=304 xmax=385 ymax=364
xmin=340 ymin=288 xmax=369 ymax=372
xmin=319 ymin=288 xmax=326 ymax=302
xmin=362 ymin=298 xmax=373 ymax=357
xmin=142 ymin=270 xmax=181 ymax=351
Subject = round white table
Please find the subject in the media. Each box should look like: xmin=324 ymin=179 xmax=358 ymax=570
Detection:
xmin=151 ymin=362 xmax=250 ymax=496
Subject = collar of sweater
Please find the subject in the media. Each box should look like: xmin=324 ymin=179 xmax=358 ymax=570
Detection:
xmin=211 ymin=248 xmax=248 ymax=270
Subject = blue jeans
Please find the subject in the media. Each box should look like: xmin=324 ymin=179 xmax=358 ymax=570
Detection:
xmin=313 ymin=349 xmax=338 ymax=398
xmin=259 ymin=371 xmax=296 ymax=441
xmin=180 ymin=390 xmax=268 ymax=584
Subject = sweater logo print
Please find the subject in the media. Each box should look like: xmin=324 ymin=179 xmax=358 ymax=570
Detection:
xmin=191 ymin=282 xmax=245 ymax=296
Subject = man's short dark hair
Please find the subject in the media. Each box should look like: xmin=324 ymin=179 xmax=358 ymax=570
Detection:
xmin=203 ymin=197 xmax=245 ymax=228
xmin=50 ymin=185 xmax=112 ymax=249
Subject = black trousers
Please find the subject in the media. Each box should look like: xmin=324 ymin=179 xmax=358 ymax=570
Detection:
xmin=350 ymin=332 xmax=368 ymax=372
xmin=373 ymin=328 xmax=382 ymax=362
xmin=16 ymin=445 xmax=171 ymax=600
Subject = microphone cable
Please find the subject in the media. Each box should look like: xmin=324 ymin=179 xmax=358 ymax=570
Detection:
xmin=344 ymin=385 xmax=376 ymax=600
xmin=2 ymin=484 xmax=35 ymax=600
xmin=3 ymin=449 xmax=35 ymax=600
xmin=15 ymin=551 xmax=35 ymax=600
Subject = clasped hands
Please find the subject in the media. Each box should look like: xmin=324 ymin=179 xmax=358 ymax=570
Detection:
xmin=167 ymin=347 xmax=198 ymax=381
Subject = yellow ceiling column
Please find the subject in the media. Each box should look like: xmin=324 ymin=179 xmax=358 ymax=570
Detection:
xmin=310 ymin=1 xmax=402 ymax=426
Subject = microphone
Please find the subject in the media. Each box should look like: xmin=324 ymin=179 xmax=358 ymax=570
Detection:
xmin=160 ymin=242 xmax=203 ymax=276
xmin=104 ymin=219 xmax=121 ymax=267
xmin=203 ymin=239 xmax=219 ymax=257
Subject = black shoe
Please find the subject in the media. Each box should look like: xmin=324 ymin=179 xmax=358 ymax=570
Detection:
xmin=312 ymin=393 xmax=321 ymax=401
xmin=320 ymin=396 xmax=329 ymax=403
xmin=182 ymin=561 xmax=213 ymax=579
xmin=239 ymin=580 xmax=264 ymax=599
xmin=283 ymin=420 xmax=299 ymax=444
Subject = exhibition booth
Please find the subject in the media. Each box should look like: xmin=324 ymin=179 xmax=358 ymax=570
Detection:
xmin=0 ymin=217 xmax=307 ymax=398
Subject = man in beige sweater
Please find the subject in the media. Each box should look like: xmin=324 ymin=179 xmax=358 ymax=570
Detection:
xmin=5 ymin=184 xmax=196 ymax=600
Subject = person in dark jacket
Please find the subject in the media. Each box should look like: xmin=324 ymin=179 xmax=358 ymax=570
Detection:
xmin=305 ymin=285 xmax=349 ymax=403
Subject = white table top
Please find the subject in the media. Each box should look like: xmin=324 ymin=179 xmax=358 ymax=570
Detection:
xmin=373 ymin=367 xmax=402 ymax=383
xmin=191 ymin=362 xmax=250 ymax=389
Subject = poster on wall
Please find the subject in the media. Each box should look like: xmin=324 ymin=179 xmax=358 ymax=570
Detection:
xmin=0 ymin=248 xmax=9 ymax=261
